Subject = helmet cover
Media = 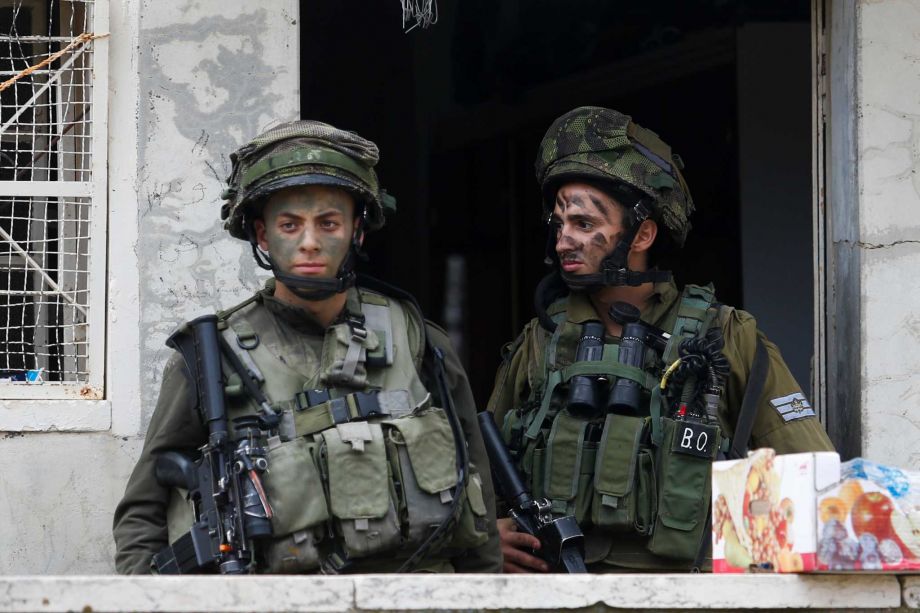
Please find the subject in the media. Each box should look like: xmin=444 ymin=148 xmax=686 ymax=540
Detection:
xmin=535 ymin=106 xmax=694 ymax=246
xmin=221 ymin=120 xmax=394 ymax=240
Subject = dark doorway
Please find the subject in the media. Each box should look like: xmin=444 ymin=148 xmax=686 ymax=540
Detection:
xmin=301 ymin=0 xmax=814 ymax=406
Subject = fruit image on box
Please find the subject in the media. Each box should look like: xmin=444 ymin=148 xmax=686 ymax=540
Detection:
xmin=711 ymin=448 xmax=840 ymax=573
xmin=816 ymin=459 xmax=920 ymax=571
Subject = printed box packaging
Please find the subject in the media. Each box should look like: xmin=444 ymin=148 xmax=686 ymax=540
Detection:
xmin=815 ymin=477 xmax=920 ymax=571
xmin=712 ymin=449 xmax=920 ymax=573
xmin=711 ymin=449 xmax=840 ymax=572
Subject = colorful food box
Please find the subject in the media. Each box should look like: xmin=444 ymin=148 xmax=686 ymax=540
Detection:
xmin=712 ymin=450 xmax=920 ymax=573
xmin=711 ymin=448 xmax=840 ymax=572
xmin=815 ymin=470 xmax=920 ymax=571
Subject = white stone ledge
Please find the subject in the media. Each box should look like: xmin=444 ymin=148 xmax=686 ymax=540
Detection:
xmin=0 ymin=574 xmax=911 ymax=612
xmin=0 ymin=400 xmax=111 ymax=432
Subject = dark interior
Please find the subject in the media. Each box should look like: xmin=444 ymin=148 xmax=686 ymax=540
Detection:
xmin=301 ymin=0 xmax=812 ymax=406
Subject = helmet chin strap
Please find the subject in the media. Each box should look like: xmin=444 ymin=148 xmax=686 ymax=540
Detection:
xmin=553 ymin=199 xmax=672 ymax=292
xmin=246 ymin=216 xmax=366 ymax=302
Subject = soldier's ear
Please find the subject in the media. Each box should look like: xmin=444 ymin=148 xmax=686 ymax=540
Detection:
xmin=253 ymin=218 xmax=269 ymax=252
xmin=630 ymin=219 xmax=658 ymax=253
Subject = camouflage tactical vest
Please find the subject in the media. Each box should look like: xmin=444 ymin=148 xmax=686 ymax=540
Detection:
xmin=500 ymin=285 xmax=728 ymax=570
xmin=166 ymin=286 xmax=489 ymax=573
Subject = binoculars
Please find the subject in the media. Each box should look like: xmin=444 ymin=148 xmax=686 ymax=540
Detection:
xmin=567 ymin=302 xmax=669 ymax=415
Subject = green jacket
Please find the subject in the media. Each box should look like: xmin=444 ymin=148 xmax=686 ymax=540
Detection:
xmin=114 ymin=283 xmax=501 ymax=574
xmin=488 ymin=279 xmax=833 ymax=570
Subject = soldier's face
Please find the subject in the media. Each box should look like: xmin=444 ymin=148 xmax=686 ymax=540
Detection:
xmin=254 ymin=185 xmax=356 ymax=279
xmin=551 ymin=182 xmax=626 ymax=276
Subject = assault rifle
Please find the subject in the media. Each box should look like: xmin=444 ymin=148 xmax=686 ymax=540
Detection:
xmin=477 ymin=412 xmax=587 ymax=573
xmin=152 ymin=315 xmax=275 ymax=574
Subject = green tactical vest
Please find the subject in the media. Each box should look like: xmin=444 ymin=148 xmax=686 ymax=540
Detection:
xmin=166 ymin=286 xmax=489 ymax=573
xmin=500 ymin=285 xmax=728 ymax=570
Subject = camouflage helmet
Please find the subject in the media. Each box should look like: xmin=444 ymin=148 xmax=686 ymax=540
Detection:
xmin=221 ymin=120 xmax=395 ymax=240
xmin=535 ymin=106 xmax=694 ymax=247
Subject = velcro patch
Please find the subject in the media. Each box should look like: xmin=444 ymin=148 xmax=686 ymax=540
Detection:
xmin=770 ymin=392 xmax=815 ymax=422
xmin=671 ymin=421 xmax=718 ymax=458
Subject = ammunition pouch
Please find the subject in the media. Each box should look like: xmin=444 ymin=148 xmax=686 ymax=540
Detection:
xmin=513 ymin=407 xmax=720 ymax=563
xmin=255 ymin=403 xmax=487 ymax=571
xmin=592 ymin=414 xmax=656 ymax=536
xmin=647 ymin=417 xmax=720 ymax=560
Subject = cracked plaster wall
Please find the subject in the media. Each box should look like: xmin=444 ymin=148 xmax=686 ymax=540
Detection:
xmin=135 ymin=3 xmax=299 ymax=430
xmin=0 ymin=0 xmax=298 ymax=574
xmin=857 ymin=0 xmax=920 ymax=469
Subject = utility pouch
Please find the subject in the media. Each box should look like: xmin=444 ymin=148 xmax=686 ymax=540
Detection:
xmin=591 ymin=414 xmax=653 ymax=533
xmin=382 ymin=408 xmax=458 ymax=548
xmin=543 ymin=409 xmax=588 ymax=517
xmin=260 ymin=528 xmax=323 ymax=573
xmin=576 ymin=437 xmax=598 ymax=525
xmin=262 ymin=436 xmax=329 ymax=536
xmin=521 ymin=432 xmax=547 ymax=500
xmin=322 ymin=422 xmax=401 ymax=559
xmin=647 ymin=417 xmax=720 ymax=560
xmin=320 ymin=322 xmax=380 ymax=389
xmin=446 ymin=470 xmax=490 ymax=549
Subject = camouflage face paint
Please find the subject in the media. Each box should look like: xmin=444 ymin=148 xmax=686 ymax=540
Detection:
xmin=260 ymin=185 xmax=356 ymax=280
xmin=587 ymin=193 xmax=611 ymax=222
xmin=554 ymin=183 xmax=627 ymax=276
xmin=590 ymin=231 xmax=609 ymax=249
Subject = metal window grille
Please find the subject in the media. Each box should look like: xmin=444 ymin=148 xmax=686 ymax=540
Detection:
xmin=0 ymin=0 xmax=107 ymax=399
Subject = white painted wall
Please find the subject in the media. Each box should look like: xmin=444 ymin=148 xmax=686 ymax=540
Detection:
xmin=0 ymin=0 xmax=298 ymax=574
xmin=856 ymin=0 xmax=920 ymax=470
xmin=2 ymin=0 xmax=919 ymax=579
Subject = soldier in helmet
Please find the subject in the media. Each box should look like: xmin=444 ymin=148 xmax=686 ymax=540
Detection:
xmin=488 ymin=107 xmax=833 ymax=573
xmin=114 ymin=120 xmax=500 ymax=574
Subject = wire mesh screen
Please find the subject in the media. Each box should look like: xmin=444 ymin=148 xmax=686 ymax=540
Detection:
xmin=0 ymin=1 xmax=94 ymax=182
xmin=1 ymin=196 xmax=89 ymax=382
xmin=0 ymin=0 xmax=98 ymax=388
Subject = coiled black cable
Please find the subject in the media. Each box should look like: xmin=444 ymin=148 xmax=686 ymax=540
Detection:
xmin=662 ymin=327 xmax=730 ymax=417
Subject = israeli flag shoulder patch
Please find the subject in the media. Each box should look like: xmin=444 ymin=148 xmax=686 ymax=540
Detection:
xmin=770 ymin=392 xmax=815 ymax=422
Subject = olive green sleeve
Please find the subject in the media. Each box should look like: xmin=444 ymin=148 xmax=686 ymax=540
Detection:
xmin=424 ymin=322 xmax=502 ymax=573
xmin=719 ymin=308 xmax=834 ymax=454
xmin=486 ymin=321 xmax=537 ymax=427
xmin=112 ymin=353 xmax=205 ymax=574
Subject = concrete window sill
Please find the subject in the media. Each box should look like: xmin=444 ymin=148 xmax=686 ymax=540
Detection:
xmin=0 ymin=400 xmax=111 ymax=432
xmin=1 ymin=574 xmax=917 ymax=612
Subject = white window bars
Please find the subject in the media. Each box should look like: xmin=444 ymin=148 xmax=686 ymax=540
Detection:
xmin=0 ymin=0 xmax=107 ymax=399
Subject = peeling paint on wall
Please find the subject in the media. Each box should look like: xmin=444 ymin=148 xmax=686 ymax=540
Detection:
xmin=135 ymin=7 xmax=299 ymax=427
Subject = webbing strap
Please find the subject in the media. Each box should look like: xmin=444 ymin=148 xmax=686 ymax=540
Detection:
xmin=525 ymin=359 xmax=655 ymax=442
xmin=545 ymin=311 xmax=568 ymax=369
xmin=560 ymin=361 xmax=656 ymax=390
xmin=220 ymin=327 xmax=264 ymax=384
xmin=362 ymin=303 xmax=394 ymax=366
xmin=291 ymin=389 xmax=415 ymax=437
xmin=649 ymin=384 xmax=665 ymax=447
xmin=340 ymin=318 xmax=368 ymax=379
xmin=525 ymin=369 xmax=562 ymax=440
xmin=729 ymin=338 xmax=769 ymax=459
xmin=662 ymin=285 xmax=716 ymax=366
xmin=215 ymin=291 xmax=260 ymax=323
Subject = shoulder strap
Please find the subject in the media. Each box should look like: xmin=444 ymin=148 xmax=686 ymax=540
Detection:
xmin=215 ymin=290 xmax=262 ymax=325
xmin=729 ymin=337 xmax=769 ymax=459
xmin=357 ymin=281 xmax=426 ymax=370
xmin=358 ymin=288 xmax=398 ymax=367
xmin=662 ymin=284 xmax=716 ymax=366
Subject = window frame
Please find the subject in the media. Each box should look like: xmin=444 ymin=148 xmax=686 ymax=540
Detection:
xmin=0 ymin=0 xmax=108 ymax=402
